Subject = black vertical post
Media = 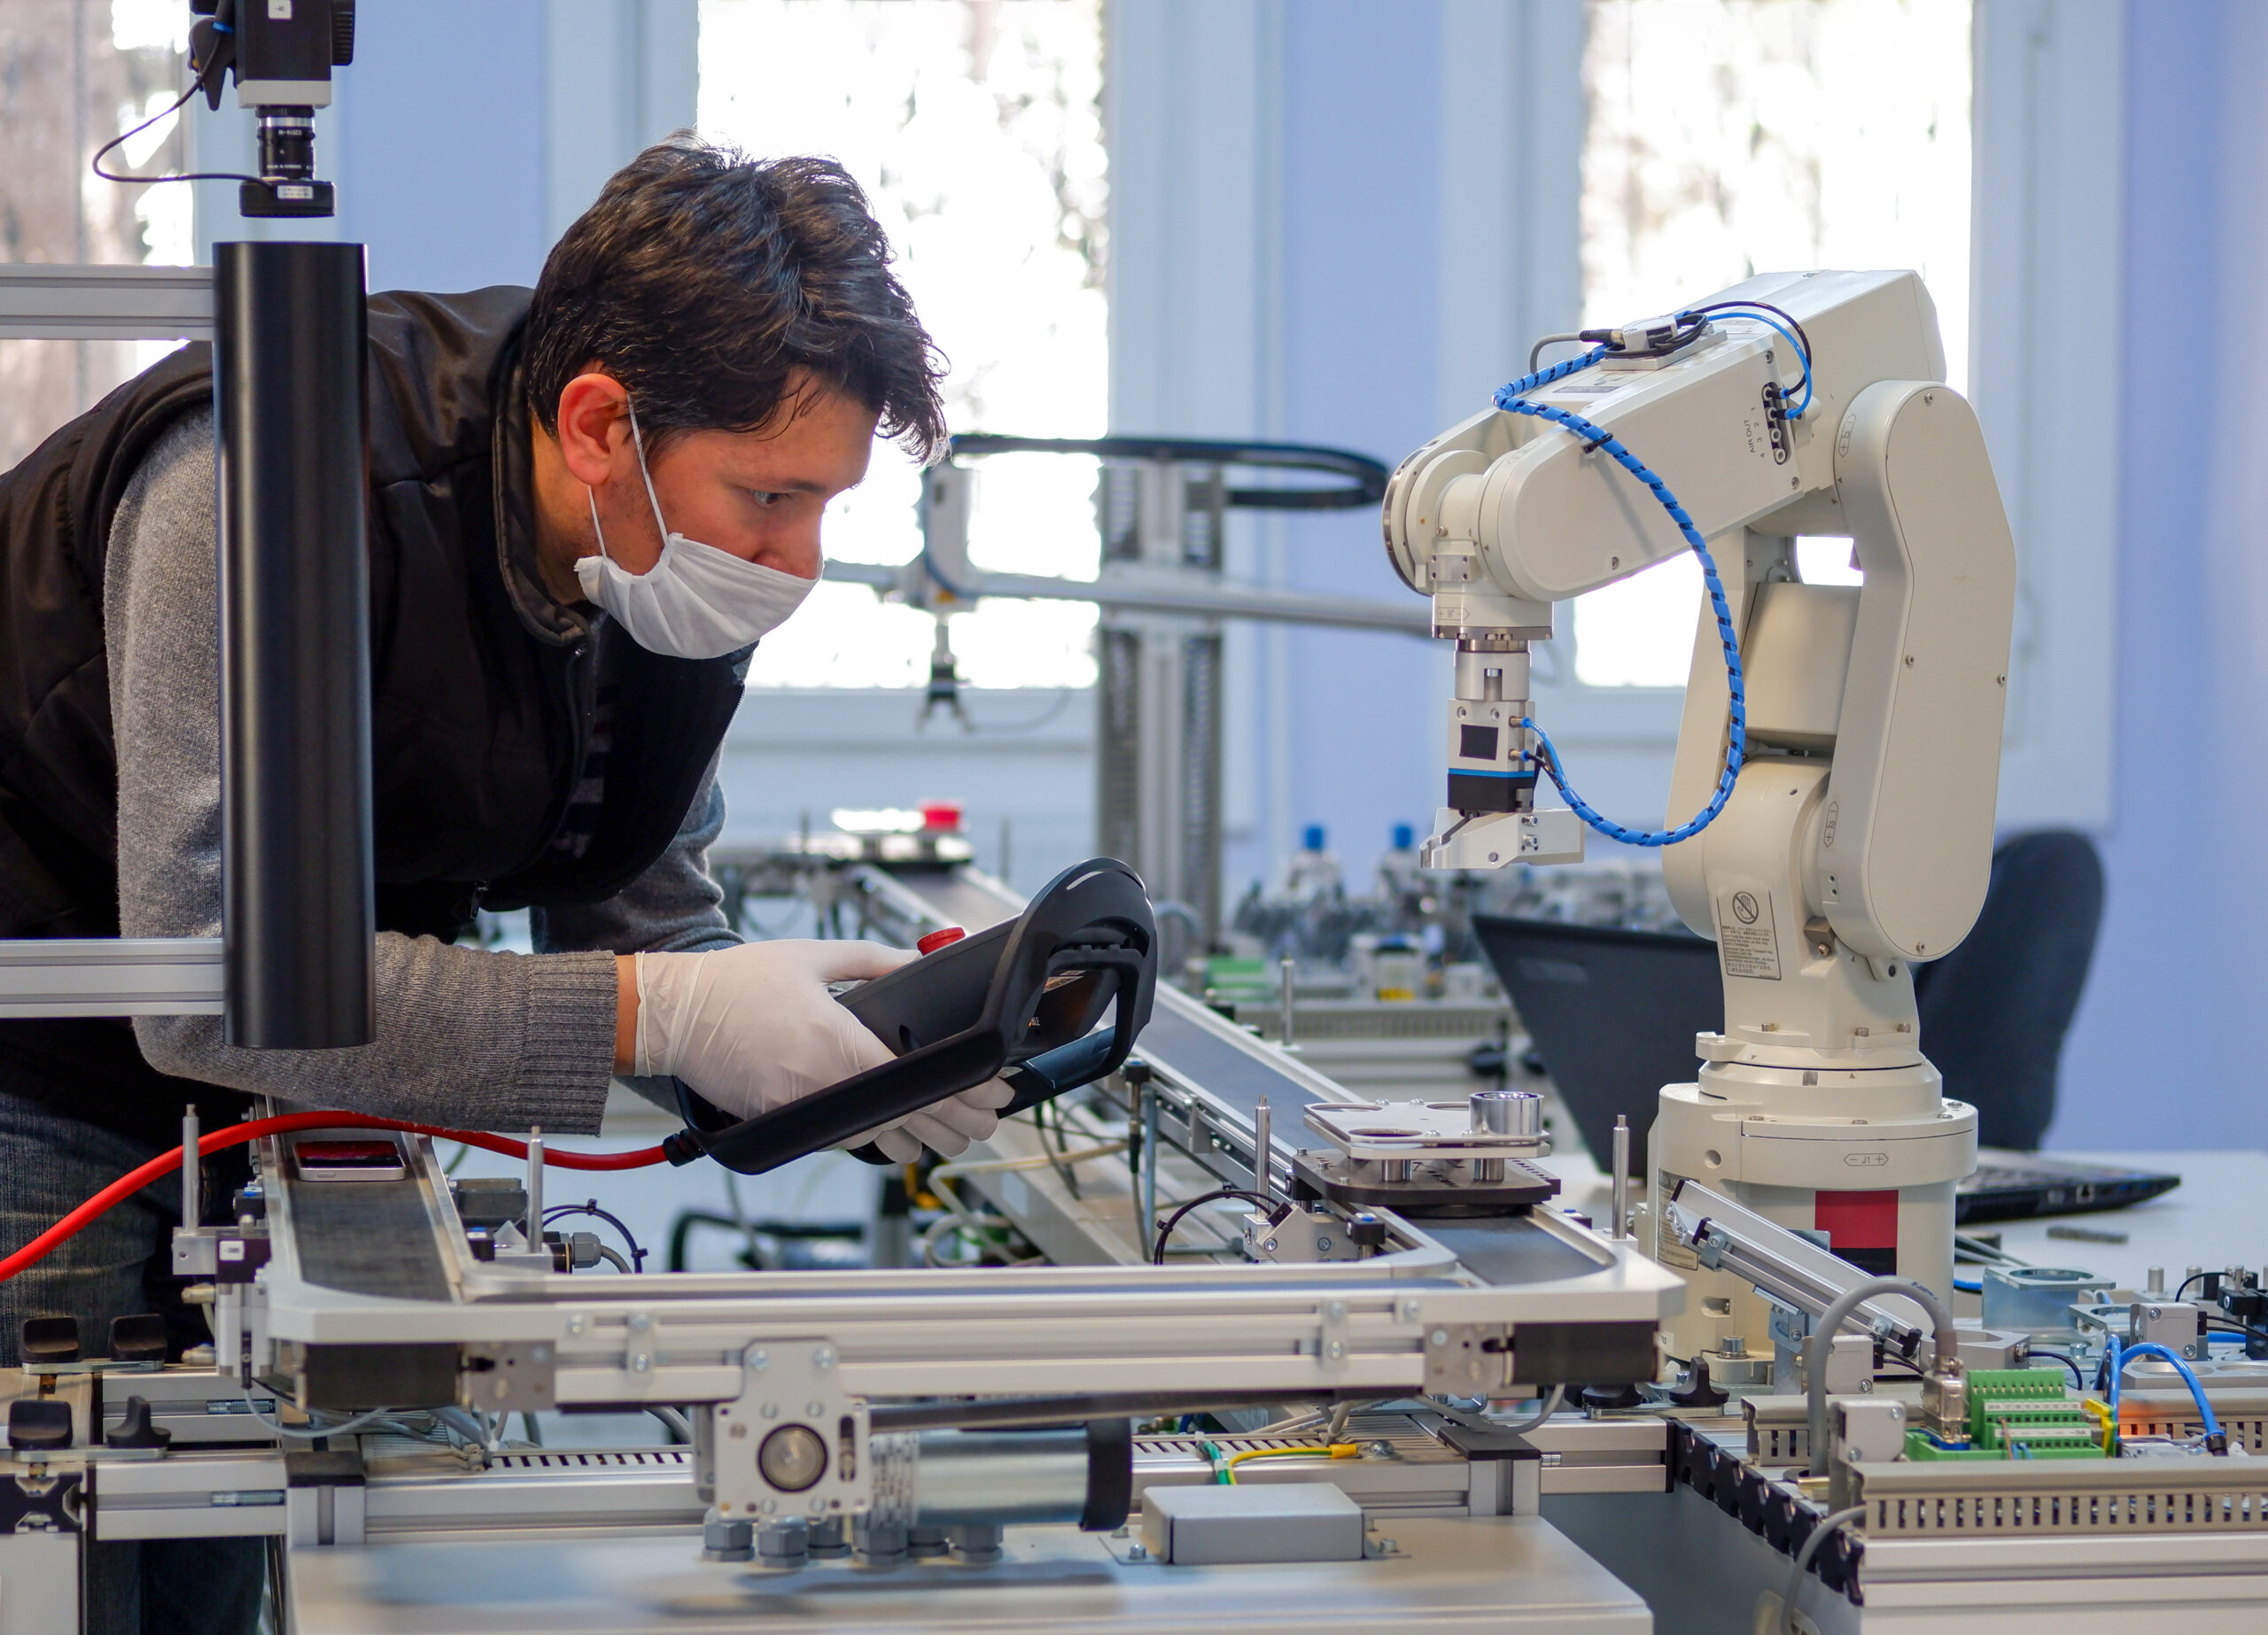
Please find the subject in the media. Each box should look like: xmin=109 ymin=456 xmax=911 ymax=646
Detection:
xmin=216 ymin=241 xmax=375 ymax=1049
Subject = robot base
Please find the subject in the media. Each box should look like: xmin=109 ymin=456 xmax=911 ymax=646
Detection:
xmin=1648 ymin=1061 xmax=1976 ymax=1361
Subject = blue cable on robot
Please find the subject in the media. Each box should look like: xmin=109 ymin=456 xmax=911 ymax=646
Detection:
xmin=1487 ymin=306 xmax=1809 ymax=848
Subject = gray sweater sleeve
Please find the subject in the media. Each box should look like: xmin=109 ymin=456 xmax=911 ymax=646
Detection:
xmin=107 ymin=410 xmax=619 ymax=1134
xmin=528 ymin=766 xmax=742 ymax=957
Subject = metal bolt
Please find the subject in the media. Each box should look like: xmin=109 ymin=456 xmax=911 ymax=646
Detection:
xmin=1317 ymin=1237 xmax=1333 ymax=1251
xmin=1127 ymin=1542 xmax=1149 ymax=1561
xmin=628 ymin=1313 xmax=653 ymax=1334
xmin=808 ymin=1496 xmax=827 ymax=1515
xmin=806 ymin=1400 xmax=826 ymax=1418
xmin=730 ymin=1422 xmax=748 ymax=1440
xmin=812 ymin=1346 xmax=835 ymax=1371
xmin=703 ymin=1514 xmax=755 ymax=1562
xmin=1262 ymin=1238 xmax=1278 ymax=1253
xmin=1325 ymin=1340 xmax=1346 ymax=1360
xmin=631 ymin=1353 xmax=650 ymax=1373
xmin=761 ymin=1403 xmax=779 ymax=1420
xmin=567 ymin=1314 xmax=586 ymax=1337
xmin=1430 ymin=1329 xmax=1450 ymax=1346
xmin=1326 ymin=1300 xmax=1347 ymax=1321
xmin=749 ymin=1348 xmax=769 ymax=1371
xmin=1400 ymin=1300 xmax=1421 ymax=1321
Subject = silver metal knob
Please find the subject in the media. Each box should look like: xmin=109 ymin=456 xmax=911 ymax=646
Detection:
xmin=1470 ymin=1089 xmax=1541 ymax=1136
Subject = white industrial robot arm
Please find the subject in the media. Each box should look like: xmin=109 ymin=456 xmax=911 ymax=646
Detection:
xmin=1381 ymin=271 xmax=2013 ymax=960
xmin=1383 ymin=271 xmax=2016 ymax=1343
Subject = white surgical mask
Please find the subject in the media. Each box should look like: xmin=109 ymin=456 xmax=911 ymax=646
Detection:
xmin=573 ymin=400 xmax=816 ymax=659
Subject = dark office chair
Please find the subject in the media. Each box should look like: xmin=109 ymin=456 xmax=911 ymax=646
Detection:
xmin=1911 ymin=830 xmax=2105 ymax=1150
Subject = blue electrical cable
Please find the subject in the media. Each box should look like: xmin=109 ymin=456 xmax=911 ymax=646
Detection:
xmin=1489 ymin=350 xmax=1748 ymax=848
xmin=2107 ymin=1336 xmax=2225 ymax=1447
xmin=1677 ymin=304 xmax=1815 ymax=417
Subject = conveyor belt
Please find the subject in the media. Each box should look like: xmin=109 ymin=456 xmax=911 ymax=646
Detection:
xmin=1131 ymin=996 xmax=1344 ymax=1125
xmin=882 ymin=865 xmax=1607 ymax=1285
xmin=290 ymin=1176 xmax=452 ymax=1301
xmin=880 ymin=866 xmax=1023 ymax=934
xmin=1423 ymin=1222 xmax=1604 ymax=1286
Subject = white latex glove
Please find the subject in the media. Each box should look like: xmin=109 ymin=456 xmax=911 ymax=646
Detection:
xmin=634 ymin=940 xmax=916 ymax=1119
xmin=852 ymin=1076 xmax=1017 ymax=1163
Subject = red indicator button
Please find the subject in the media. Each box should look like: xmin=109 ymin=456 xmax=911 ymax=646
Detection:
xmin=917 ymin=927 xmax=967 ymax=954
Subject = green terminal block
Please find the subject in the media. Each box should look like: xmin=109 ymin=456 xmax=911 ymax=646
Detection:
xmin=1901 ymin=1366 xmax=2108 ymax=1461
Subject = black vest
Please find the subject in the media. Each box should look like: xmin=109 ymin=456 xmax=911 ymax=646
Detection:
xmin=0 ymin=287 xmax=746 ymax=1147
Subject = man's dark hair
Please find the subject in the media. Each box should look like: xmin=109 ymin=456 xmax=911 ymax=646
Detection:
xmin=524 ymin=137 xmax=947 ymax=460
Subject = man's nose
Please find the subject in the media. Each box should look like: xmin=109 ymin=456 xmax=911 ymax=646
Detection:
xmin=762 ymin=523 xmax=824 ymax=582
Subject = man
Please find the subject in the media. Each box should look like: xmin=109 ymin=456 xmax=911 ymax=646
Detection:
xmin=0 ymin=135 xmax=1004 ymax=1600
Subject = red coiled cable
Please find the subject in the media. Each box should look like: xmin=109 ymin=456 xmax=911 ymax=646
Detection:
xmin=0 ymin=1111 xmax=666 ymax=1284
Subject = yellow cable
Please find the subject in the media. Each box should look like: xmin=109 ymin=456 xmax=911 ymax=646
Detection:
xmin=2081 ymin=1397 xmax=2116 ymax=1453
xmin=1223 ymin=1443 xmax=1361 ymax=1484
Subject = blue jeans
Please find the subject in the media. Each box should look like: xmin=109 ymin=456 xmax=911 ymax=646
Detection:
xmin=0 ymin=1095 xmax=264 ymax=1633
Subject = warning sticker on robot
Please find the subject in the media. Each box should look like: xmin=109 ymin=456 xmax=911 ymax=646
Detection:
xmin=1716 ymin=888 xmax=1782 ymax=980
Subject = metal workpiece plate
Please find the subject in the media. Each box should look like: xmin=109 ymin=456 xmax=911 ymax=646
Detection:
xmin=1290 ymin=1151 xmax=1560 ymax=1218
xmin=283 ymin=1515 xmax=1650 ymax=1633
xmin=1302 ymin=1099 xmax=1548 ymax=1163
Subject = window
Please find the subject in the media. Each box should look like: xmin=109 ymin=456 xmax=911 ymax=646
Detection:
xmin=1571 ymin=0 xmax=1970 ymax=686
xmin=698 ymin=0 xmax=1107 ymax=688
xmin=0 ymin=0 xmax=193 ymax=467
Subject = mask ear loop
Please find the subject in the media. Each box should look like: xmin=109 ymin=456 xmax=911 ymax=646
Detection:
xmin=585 ymin=487 xmax=613 ymax=563
xmin=624 ymin=397 xmax=673 ymax=546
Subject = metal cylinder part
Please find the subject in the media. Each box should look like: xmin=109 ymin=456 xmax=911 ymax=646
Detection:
xmin=524 ymin=1127 xmax=544 ymax=1248
xmin=1253 ymin=1097 xmax=1273 ymax=1206
xmin=181 ymin=1106 xmax=202 ymax=1229
xmin=1472 ymin=1158 xmax=1504 ymax=1183
xmin=1470 ymin=1089 xmax=1542 ymax=1137
xmin=807 ymin=1516 xmax=850 ymax=1557
xmin=1455 ymin=644 xmax=1529 ymax=703
xmin=867 ymin=1422 xmax=1130 ymax=1530
xmin=1611 ymin=1116 xmax=1631 ymax=1241
xmin=216 ymin=239 xmax=374 ymax=1049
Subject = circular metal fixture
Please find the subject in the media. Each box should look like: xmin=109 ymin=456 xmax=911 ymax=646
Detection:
xmin=758 ymin=1423 xmax=828 ymax=1492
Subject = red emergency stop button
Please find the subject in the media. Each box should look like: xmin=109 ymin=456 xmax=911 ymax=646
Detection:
xmin=917 ymin=927 xmax=967 ymax=954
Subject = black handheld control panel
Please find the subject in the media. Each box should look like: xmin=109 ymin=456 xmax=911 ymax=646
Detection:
xmin=663 ymin=859 xmax=1156 ymax=1174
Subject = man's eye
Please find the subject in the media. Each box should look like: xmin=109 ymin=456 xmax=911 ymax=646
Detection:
xmin=750 ymin=490 xmax=788 ymax=508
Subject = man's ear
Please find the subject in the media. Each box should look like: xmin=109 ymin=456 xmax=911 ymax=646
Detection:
xmin=555 ymin=372 xmax=630 ymax=488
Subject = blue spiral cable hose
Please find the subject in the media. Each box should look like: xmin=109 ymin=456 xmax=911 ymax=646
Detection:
xmin=1488 ymin=349 xmax=1748 ymax=848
